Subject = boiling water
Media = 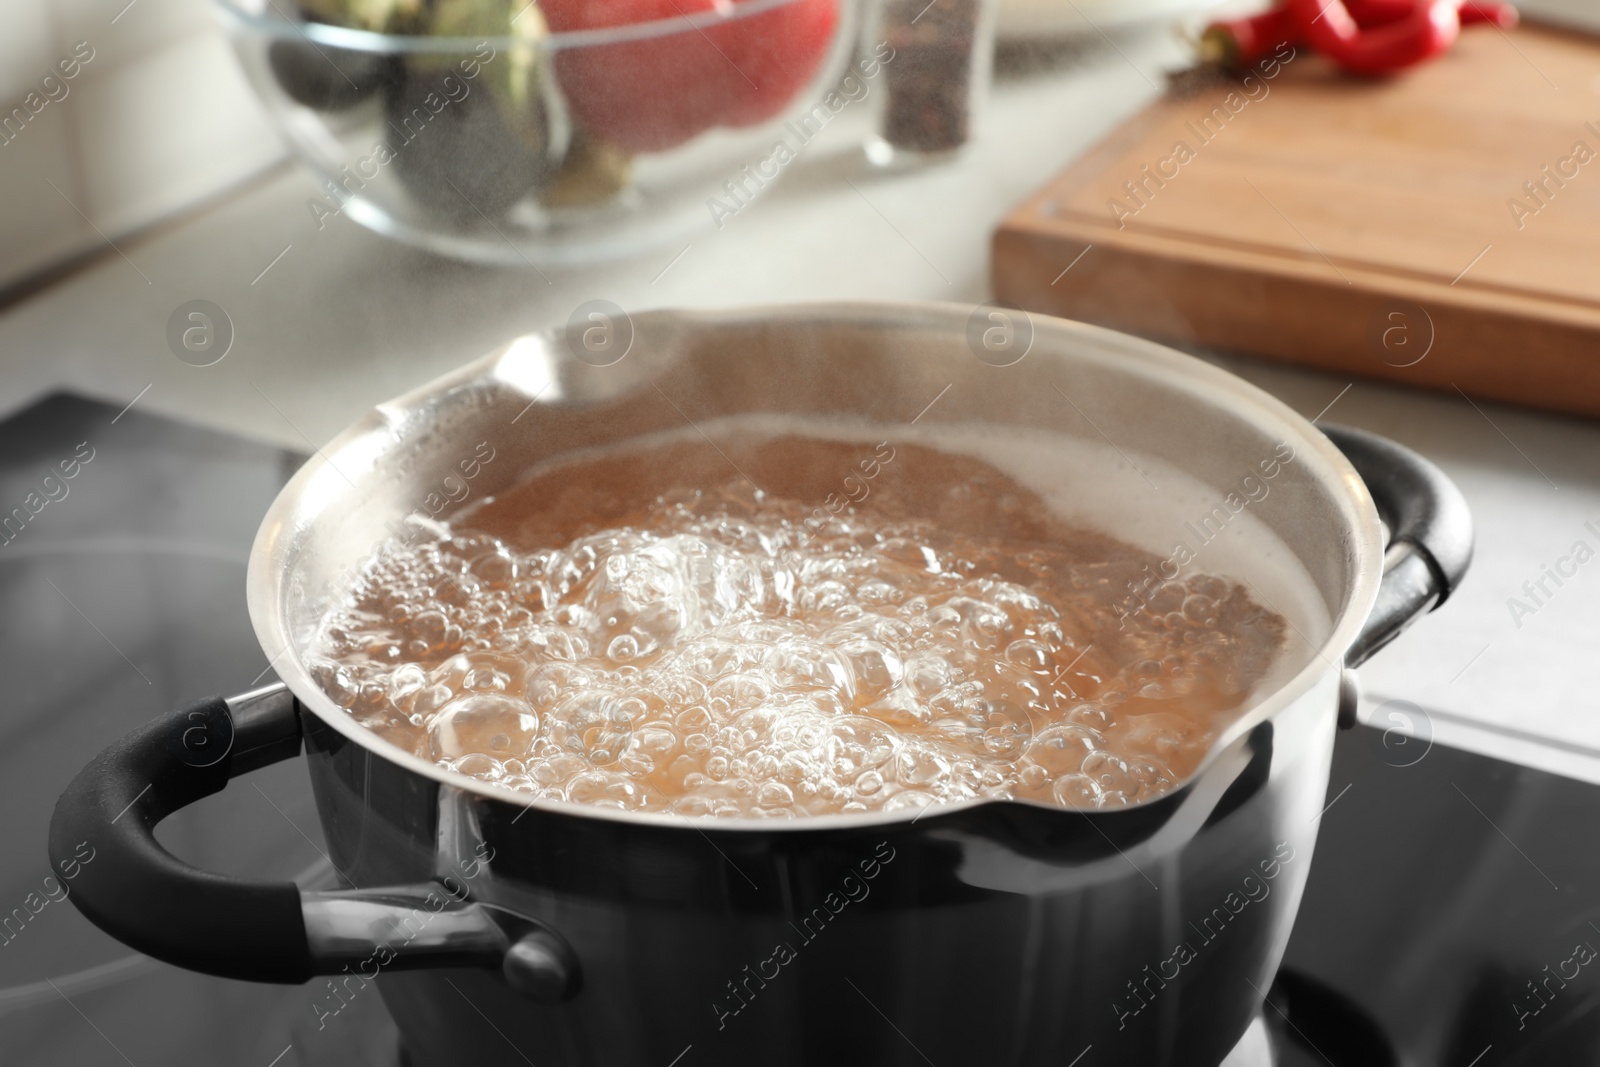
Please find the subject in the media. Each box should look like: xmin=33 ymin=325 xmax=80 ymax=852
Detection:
xmin=308 ymin=425 xmax=1294 ymax=817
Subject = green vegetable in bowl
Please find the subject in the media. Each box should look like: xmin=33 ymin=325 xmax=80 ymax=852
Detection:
xmin=266 ymin=0 xmax=641 ymax=216
xmin=268 ymin=40 xmax=396 ymax=110
xmin=430 ymin=0 xmax=551 ymax=155
xmin=299 ymin=0 xmax=428 ymax=33
xmin=385 ymin=0 xmax=562 ymax=218
xmin=267 ymin=0 xmax=418 ymax=109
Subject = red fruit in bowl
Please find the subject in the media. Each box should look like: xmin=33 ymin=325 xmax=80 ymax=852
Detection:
xmin=716 ymin=0 xmax=842 ymax=126
xmin=539 ymin=0 xmax=840 ymax=153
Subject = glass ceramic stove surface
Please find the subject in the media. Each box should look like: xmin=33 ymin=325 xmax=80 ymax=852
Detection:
xmin=0 ymin=393 xmax=398 ymax=1066
xmin=0 ymin=393 xmax=1590 ymax=1067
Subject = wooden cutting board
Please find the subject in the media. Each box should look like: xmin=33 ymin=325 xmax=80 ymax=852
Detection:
xmin=992 ymin=23 xmax=1600 ymax=418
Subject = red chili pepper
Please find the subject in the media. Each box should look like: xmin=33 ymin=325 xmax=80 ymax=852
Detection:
xmin=539 ymin=0 xmax=840 ymax=153
xmin=1202 ymin=0 xmax=1515 ymax=74
xmin=1347 ymin=0 xmax=1515 ymax=26
xmin=1292 ymin=0 xmax=1459 ymax=74
xmin=1200 ymin=6 xmax=1298 ymax=68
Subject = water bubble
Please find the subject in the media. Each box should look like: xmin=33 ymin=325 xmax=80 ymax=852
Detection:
xmin=1005 ymin=640 xmax=1050 ymax=673
xmin=566 ymin=770 xmax=647 ymax=809
xmin=757 ymin=781 xmax=795 ymax=807
xmin=547 ymin=690 xmax=638 ymax=765
xmin=841 ymin=640 xmax=903 ymax=703
xmin=1052 ymin=774 xmax=1102 ymax=807
xmin=884 ymin=790 xmax=936 ymax=813
xmin=311 ymin=440 xmax=1283 ymax=818
xmin=1081 ymin=751 xmax=1137 ymax=795
xmin=892 ymin=746 xmax=950 ymax=787
xmin=470 ymin=548 xmax=518 ymax=588
xmin=428 ymin=693 xmax=539 ymax=761
xmin=1119 ymin=712 xmax=1201 ymax=763
xmin=1024 ymin=723 xmax=1101 ymax=776
xmin=450 ymin=753 xmax=506 ymax=779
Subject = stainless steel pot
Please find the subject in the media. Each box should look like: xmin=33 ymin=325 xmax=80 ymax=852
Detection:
xmin=50 ymin=302 xmax=1471 ymax=1066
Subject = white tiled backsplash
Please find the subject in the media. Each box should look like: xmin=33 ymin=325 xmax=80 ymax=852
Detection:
xmin=0 ymin=0 xmax=284 ymax=290
xmin=1 ymin=0 xmax=1592 ymax=295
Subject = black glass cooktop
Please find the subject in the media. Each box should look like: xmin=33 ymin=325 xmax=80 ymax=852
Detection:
xmin=0 ymin=392 xmax=1590 ymax=1067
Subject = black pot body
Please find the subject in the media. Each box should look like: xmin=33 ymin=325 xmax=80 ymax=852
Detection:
xmin=302 ymin=673 xmax=1334 ymax=1067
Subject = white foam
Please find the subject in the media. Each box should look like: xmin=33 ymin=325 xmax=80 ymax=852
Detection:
xmin=314 ymin=414 xmax=1335 ymax=816
xmin=471 ymin=411 xmax=1333 ymax=692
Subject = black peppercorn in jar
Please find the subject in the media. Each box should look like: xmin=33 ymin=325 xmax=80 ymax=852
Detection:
xmin=869 ymin=0 xmax=996 ymax=164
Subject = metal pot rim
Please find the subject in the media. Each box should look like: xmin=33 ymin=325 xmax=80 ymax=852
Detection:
xmin=246 ymin=300 xmax=1382 ymax=831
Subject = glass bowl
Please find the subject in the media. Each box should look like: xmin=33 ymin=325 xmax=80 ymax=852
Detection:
xmin=215 ymin=0 xmax=858 ymax=266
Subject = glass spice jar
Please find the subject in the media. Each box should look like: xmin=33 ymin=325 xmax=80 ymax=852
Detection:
xmin=865 ymin=0 xmax=998 ymax=167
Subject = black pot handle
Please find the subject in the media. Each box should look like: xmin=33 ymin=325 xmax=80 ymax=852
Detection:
xmin=49 ymin=684 xmax=578 ymax=997
xmin=48 ymin=686 xmax=312 ymax=981
xmin=1322 ymin=424 xmax=1473 ymax=668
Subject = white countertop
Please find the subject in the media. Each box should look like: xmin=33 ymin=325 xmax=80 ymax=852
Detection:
xmin=4 ymin=26 xmax=1599 ymax=784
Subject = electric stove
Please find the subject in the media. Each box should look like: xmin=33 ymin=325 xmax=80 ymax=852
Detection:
xmin=0 ymin=393 xmax=1589 ymax=1067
